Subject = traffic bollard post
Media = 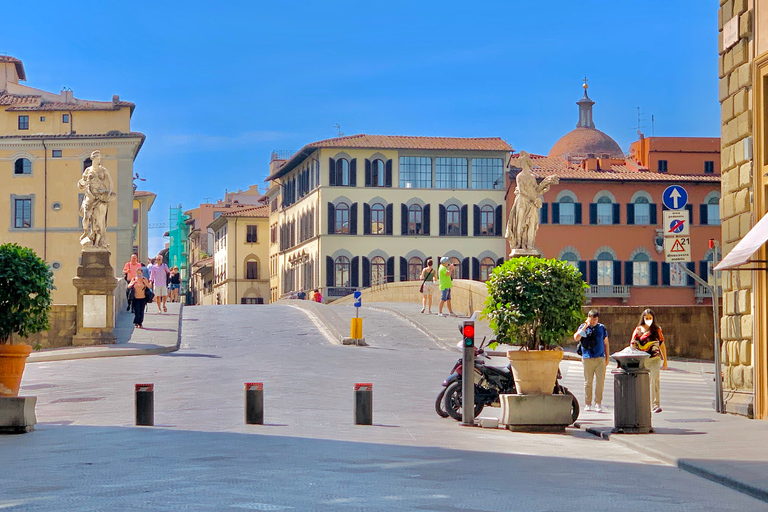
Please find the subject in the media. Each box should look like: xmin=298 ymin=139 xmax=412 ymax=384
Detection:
xmin=135 ymin=383 xmax=154 ymax=426
xmin=244 ymin=382 xmax=264 ymax=425
xmin=354 ymin=383 xmax=372 ymax=425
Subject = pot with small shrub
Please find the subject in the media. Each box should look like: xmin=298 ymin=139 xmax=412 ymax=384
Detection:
xmin=0 ymin=243 xmax=54 ymax=396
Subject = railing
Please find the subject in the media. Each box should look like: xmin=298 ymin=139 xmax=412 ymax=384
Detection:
xmin=695 ymin=285 xmax=723 ymax=304
xmin=271 ymin=150 xmax=296 ymax=161
xmin=586 ymin=285 xmax=631 ymax=303
xmin=370 ymin=275 xmax=393 ymax=293
xmin=326 ymin=286 xmax=359 ymax=298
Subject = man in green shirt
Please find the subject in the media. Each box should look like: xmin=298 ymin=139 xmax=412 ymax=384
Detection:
xmin=438 ymin=257 xmax=457 ymax=317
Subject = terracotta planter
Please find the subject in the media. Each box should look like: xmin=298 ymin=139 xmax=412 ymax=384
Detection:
xmin=0 ymin=344 xmax=33 ymax=397
xmin=506 ymin=348 xmax=563 ymax=395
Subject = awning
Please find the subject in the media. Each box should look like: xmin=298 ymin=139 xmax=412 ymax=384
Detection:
xmin=715 ymin=212 xmax=768 ymax=270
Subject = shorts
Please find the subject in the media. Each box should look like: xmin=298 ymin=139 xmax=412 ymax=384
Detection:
xmin=440 ymin=288 xmax=451 ymax=301
xmin=169 ymin=284 xmax=180 ymax=291
xmin=154 ymin=285 xmax=168 ymax=297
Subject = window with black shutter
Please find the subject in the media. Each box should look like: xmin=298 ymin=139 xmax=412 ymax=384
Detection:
xmin=423 ymin=205 xmax=431 ymax=235
xmin=246 ymin=225 xmax=258 ymax=243
xmin=460 ymin=205 xmax=468 ymax=236
xmin=385 ymin=204 xmax=393 ymax=235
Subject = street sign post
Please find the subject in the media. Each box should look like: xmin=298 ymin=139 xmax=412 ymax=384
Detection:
xmin=664 ymin=236 xmax=691 ymax=263
xmin=662 ymin=210 xmax=690 ymax=236
xmin=353 ymin=290 xmax=362 ymax=308
xmin=662 ymin=185 xmax=688 ymax=210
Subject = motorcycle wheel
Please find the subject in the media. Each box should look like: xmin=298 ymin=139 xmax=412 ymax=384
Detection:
xmin=435 ymin=388 xmax=449 ymax=418
xmin=443 ymin=381 xmax=484 ymax=422
xmin=564 ymin=388 xmax=579 ymax=423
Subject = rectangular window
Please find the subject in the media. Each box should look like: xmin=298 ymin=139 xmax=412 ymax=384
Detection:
xmin=246 ymin=261 xmax=259 ymax=279
xmin=241 ymin=297 xmax=264 ymax=304
xmin=707 ymin=204 xmax=721 ymax=225
xmin=658 ymin=160 xmax=668 ymax=173
xmin=597 ymin=261 xmax=613 ymax=286
xmin=62 ymin=114 xmax=70 ymax=123
xmin=471 ymin=158 xmax=504 ymax=189
xmin=52 ymin=150 xmax=62 ymax=158
xmin=40 ymin=116 xmax=46 ymax=122
xmin=14 ymin=198 xmax=32 ymax=228
xmin=246 ymin=225 xmax=258 ymax=243
xmin=634 ymin=203 xmax=650 ymax=225
xmin=213 ymin=211 xmax=222 ymax=219
xmin=133 ymin=208 xmax=140 ymax=224
xmin=559 ymin=203 xmax=575 ymax=224
xmin=18 ymin=116 xmax=29 ymax=130
xmin=705 ymin=161 xmax=714 ymax=174
xmin=435 ymin=157 xmax=468 ymax=189
xmin=670 ymin=262 xmax=687 ymax=286
xmin=596 ymin=203 xmax=613 ymax=225
xmin=633 ymin=262 xmax=650 ymax=286
xmin=399 ymin=157 xmax=432 ymax=188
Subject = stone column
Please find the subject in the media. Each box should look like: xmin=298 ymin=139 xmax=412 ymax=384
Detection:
xmin=72 ymin=250 xmax=118 ymax=346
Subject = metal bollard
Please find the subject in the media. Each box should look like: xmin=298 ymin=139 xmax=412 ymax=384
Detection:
xmin=244 ymin=382 xmax=264 ymax=425
xmin=354 ymin=383 xmax=372 ymax=425
xmin=135 ymin=383 xmax=154 ymax=426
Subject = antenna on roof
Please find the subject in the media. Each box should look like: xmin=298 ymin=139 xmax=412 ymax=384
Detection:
xmin=651 ymin=114 xmax=655 ymax=137
xmin=203 ymin=197 xmax=213 ymax=204
xmin=333 ymin=123 xmax=344 ymax=137
xmin=633 ymin=107 xmax=646 ymax=135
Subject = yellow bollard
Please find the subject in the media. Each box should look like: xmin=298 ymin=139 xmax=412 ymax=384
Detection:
xmin=350 ymin=317 xmax=363 ymax=339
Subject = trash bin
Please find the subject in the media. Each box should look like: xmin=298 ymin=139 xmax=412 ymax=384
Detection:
xmin=612 ymin=347 xmax=652 ymax=434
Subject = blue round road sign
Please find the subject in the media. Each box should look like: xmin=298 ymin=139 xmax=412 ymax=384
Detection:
xmin=662 ymin=185 xmax=688 ymax=210
xmin=668 ymin=219 xmax=684 ymax=233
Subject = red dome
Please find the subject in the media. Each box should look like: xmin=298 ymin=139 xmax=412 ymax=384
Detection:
xmin=548 ymin=127 xmax=623 ymax=160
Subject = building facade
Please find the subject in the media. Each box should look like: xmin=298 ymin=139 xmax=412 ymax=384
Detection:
xmin=266 ymin=134 xmax=511 ymax=303
xmin=0 ymin=56 xmax=144 ymax=304
xmin=513 ymin=86 xmax=722 ymax=307
xmin=132 ymin=190 xmax=156 ymax=262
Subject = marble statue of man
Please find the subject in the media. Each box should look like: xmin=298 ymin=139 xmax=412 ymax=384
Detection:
xmin=505 ymin=151 xmax=559 ymax=252
xmin=78 ymin=150 xmax=115 ymax=249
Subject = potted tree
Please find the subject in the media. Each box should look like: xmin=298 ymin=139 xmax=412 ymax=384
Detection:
xmin=483 ymin=257 xmax=586 ymax=395
xmin=0 ymin=243 xmax=54 ymax=397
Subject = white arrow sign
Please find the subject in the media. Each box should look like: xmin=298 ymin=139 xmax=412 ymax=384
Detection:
xmin=669 ymin=188 xmax=682 ymax=209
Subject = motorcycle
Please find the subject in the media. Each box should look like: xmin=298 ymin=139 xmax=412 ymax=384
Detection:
xmin=436 ymin=327 xmax=579 ymax=423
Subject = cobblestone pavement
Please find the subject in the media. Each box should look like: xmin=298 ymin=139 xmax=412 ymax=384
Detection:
xmin=2 ymin=304 xmax=767 ymax=511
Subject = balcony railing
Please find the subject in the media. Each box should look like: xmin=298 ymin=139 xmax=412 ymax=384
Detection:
xmin=695 ymin=285 xmax=723 ymax=304
xmin=326 ymin=286 xmax=359 ymax=298
xmin=586 ymin=285 xmax=631 ymax=303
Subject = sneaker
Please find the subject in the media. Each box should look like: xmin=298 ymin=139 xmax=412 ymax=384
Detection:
xmin=653 ymin=406 xmax=662 ymax=413
xmin=594 ymin=404 xmax=603 ymax=413
xmin=450 ymin=313 xmax=458 ymax=317
xmin=584 ymin=404 xmax=592 ymax=411
xmin=438 ymin=313 xmax=446 ymax=317
xmin=420 ymin=308 xmax=425 ymax=314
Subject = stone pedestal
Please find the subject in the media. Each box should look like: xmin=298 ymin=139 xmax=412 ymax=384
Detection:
xmin=509 ymin=248 xmax=541 ymax=259
xmin=72 ymin=250 xmax=118 ymax=346
xmin=499 ymin=394 xmax=573 ymax=433
xmin=0 ymin=396 xmax=37 ymax=433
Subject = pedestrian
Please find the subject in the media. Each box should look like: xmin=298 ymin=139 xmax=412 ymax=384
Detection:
xmin=437 ymin=257 xmax=457 ymax=317
xmin=128 ymin=268 xmax=152 ymax=328
xmin=630 ymin=308 xmax=668 ymax=413
xmin=149 ymin=255 xmax=170 ymax=313
xmin=573 ymin=309 xmax=610 ymax=413
xmin=297 ymin=288 xmax=307 ymax=300
xmin=169 ymin=266 xmax=181 ymax=303
xmin=312 ymin=288 xmax=323 ymax=303
xmin=122 ymin=253 xmax=142 ymax=312
xmin=419 ymin=258 xmax=437 ymax=314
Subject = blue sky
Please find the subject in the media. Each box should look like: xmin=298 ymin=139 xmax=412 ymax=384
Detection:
xmin=0 ymin=1 xmax=718 ymax=255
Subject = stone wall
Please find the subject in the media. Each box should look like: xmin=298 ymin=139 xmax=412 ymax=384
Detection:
xmin=11 ymin=305 xmax=77 ymax=349
xmin=718 ymin=0 xmax=755 ymax=416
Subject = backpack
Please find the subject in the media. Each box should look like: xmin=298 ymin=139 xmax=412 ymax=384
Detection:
xmin=579 ymin=325 xmax=599 ymax=351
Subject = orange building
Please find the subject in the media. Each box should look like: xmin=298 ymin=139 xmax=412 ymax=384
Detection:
xmin=509 ymin=85 xmax=721 ymax=306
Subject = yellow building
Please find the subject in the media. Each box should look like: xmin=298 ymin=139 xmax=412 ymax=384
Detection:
xmin=0 ymin=56 xmax=144 ymax=304
xmin=133 ymin=190 xmax=156 ymax=262
xmin=265 ymin=134 xmax=512 ymax=302
xmin=207 ymin=205 xmax=270 ymax=305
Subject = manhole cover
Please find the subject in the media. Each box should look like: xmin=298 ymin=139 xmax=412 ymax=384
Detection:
xmin=50 ymin=397 xmax=104 ymax=403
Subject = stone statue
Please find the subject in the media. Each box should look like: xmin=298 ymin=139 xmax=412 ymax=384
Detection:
xmin=505 ymin=151 xmax=559 ymax=254
xmin=78 ymin=150 xmax=116 ymax=250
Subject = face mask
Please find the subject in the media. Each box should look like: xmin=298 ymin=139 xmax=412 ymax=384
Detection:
xmin=644 ymin=319 xmax=653 ymax=327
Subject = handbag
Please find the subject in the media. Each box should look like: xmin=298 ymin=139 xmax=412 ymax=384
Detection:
xmin=144 ymin=286 xmax=155 ymax=303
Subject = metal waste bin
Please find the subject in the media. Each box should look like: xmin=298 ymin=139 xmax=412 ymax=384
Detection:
xmin=612 ymin=347 xmax=652 ymax=434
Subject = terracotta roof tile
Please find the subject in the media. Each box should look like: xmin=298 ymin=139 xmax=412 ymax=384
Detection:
xmin=0 ymin=56 xmax=26 ymax=80
xmin=0 ymin=131 xmax=145 ymax=140
xmin=308 ymin=133 xmax=513 ymax=151
xmin=6 ymin=100 xmax=135 ymax=112
xmin=133 ymin=190 xmax=156 ymax=198
xmin=0 ymin=94 xmax=39 ymax=106
xmin=222 ymin=205 xmax=270 ymax=218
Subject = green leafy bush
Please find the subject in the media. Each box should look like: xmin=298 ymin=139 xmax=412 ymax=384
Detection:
xmin=483 ymin=257 xmax=586 ymax=350
xmin=0 ymin=243 xmax=55 ymax=345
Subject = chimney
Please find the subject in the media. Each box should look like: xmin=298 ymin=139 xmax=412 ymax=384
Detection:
xmin=60 ymin=88 xmax=74 ymax=104
xmin=112 ymin=94 xmax=120 ymax=103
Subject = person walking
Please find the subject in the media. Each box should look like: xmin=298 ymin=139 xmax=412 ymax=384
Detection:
xmin=128 ymin=268 xmax=152 ymax=328
xmin=573 ymin=309 xmax=610 ymax=412
xmin=437 ymin=257 xmax=457 ymax=317
xmin=630 ymin=308 xmax=668 ymax=413
xmin=169 ymin=266 xmax=181 ymax=303
xmin=419 ymin=258 xmax=437 ymax=314
xmin=122 ymin=254 xmax=142 ymax=312
xmin=149 ymin=255 xmax=170 ymax=313
xmin=312 ymin=289 xmax=323 ymax=303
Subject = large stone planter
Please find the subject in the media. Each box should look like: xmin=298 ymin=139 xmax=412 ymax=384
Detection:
xmin=506 ymin=348 xmax=562 ymax=395
xmin=0 ymin=344 xmax=32 ymax=397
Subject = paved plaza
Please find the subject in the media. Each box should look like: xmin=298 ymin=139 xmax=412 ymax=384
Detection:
xmin=1 ymin=303 xmax=768 ymax=511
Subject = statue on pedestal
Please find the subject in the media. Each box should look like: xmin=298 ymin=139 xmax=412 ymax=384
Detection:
xmin=505 ymin=151 xmax=559 ymax=255
xmin=78 ymin=150 xmax=115 ymax=250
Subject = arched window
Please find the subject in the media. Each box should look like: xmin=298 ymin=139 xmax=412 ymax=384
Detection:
xmin=335 ymin=202 xmax=349 ymax=234
xmin=446 ymin=205 xmax=461 ymax=235
xmin=706 ymin=194 xmax=721 ymax=226
xmin=596 ymin=196 xmax=613 ymax=225
xmin=335 ymin=256 xmax=350 ymax=287
xmin=633 ymin=253 xmax=650 ymax=286
xmin=83 ymin=157 xmax=92 ymax=171
xmin=479 ymin=205 xmax=494 ymax=235
xmin=371 ymin=203 xmax=385 ymax=235
xmin=14 ymin=158 xmax=31 ymax=175
xmin=634 ymin=196 xmax=650 ymax=225
xmin=561 ymin=251 xmax=579 ymax=270
xmin=449 ymin=256 xmax=461 ymax=279
xmin=408 ymin=257 xmax=423 ymax=281
xmin=246 ymin=260 xmax=259 ymax=280
xmin=372 ymin=159 xmax=385 ymax=187
xmin=336 ymin=158 xmax=350 ymax=186
xmin=597 ymin=251 xmax=614 ymax=286
xmin=558 ymin=196 xmax=575 ymax=225
xmin=371 ymin=256 xmax=386 ymax=285
xmin=480 ymin=257 xmax=495 ymax=281
xmin=408 ymin=204 xmax=423 ymax=235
